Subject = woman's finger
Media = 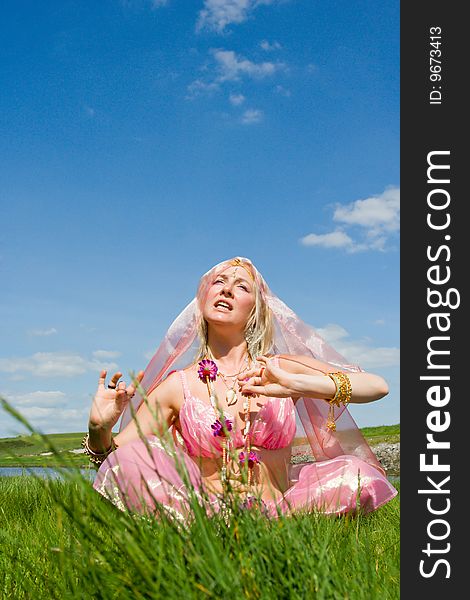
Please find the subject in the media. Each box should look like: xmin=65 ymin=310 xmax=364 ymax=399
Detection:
xmin=241 ymin=383 xmax=266 ymax=396
xmin=107 ymin=372 xmax=122 ymax=389
xmin=115 ymin=387 xmax=130 ymax=409
xmin=238 ymin=368 xmax=258 ymax=381
xmin=98 ymin=370 xmax=107 ymax=387
xmin=126 ymin=370 xmax=145 ymax=396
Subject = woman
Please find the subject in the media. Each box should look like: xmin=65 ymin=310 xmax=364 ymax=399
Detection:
xmin=86 ymin=257 xmax=397 ymax=518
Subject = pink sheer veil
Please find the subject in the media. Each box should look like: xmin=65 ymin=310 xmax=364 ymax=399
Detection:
xmin=120 ymin=257 xmax=384 ymax=474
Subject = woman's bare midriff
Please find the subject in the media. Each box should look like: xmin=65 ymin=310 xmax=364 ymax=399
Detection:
xmin=189 ymin=445 xmax=292 ymax=503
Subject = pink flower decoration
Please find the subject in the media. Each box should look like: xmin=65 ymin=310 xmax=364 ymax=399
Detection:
xmin=239 ymin=450 xmax=261 ymax=468
xmin=211 ymin=418 xmax=233 ymax=437
xmin=198 ymin=359 xmax=218 ymax=382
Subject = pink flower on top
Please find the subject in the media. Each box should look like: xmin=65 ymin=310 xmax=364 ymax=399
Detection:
xmin=197 ymin=359 xmax=218 ymax=382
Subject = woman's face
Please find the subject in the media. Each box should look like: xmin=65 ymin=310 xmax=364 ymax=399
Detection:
xmin=202 ymin=265 xmax=256 ymax=331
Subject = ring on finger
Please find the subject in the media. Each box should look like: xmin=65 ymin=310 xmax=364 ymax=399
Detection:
xmin=107 ymin=383 xmax=117 ymax=389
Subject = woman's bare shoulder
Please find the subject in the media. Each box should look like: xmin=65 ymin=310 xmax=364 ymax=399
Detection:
xmin=147 ymin=369 xmax=184 ymax=410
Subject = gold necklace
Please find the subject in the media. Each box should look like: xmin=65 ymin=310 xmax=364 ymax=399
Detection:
xmin=218 ymin=359 xmax=250 ymax=405
xmin=241 ymin=394 xmax=260 ymax=487
xmin=206 ymin=350 xmax=250 ymax=406
xmin=218 ymin=372 xmax=239 ymax=406
xmin=197 ymin=357 xmax=259 ymax=490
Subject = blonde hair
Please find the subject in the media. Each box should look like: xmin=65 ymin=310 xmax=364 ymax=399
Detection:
xmin=195 ymin=260 xmax=274 ymax=362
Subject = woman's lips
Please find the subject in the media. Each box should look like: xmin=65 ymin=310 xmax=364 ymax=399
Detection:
xmin=214 ymin=300 xmax=233 ymax=311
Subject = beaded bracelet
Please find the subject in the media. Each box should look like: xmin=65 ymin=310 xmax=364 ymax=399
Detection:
xmin=325 ymin=371 xmax=352 ymax=431
xmin=81 ymin=433 xmax=118 ymax=467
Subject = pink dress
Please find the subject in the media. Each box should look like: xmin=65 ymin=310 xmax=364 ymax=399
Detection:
xmin=94 ymin=370 xmax=397 ymax=519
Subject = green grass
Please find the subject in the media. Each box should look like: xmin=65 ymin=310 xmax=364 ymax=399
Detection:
xmin=0 ymin=432 xmax=88 ymax=468
xmin=0 ymin=425 xmax=400 ymax=468
xmin=0 ymin=474 xmax=400 ymax=599
xmin=359 ymin=424 xmax=400 ymax=446
xmin=0 ymin=400 xmax=399 ymax=599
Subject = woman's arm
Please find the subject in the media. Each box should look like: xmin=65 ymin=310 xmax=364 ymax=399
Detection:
xmin=87 ymin=370 xmax=182 ymax=452
xmin=278 ymin=354 xmax=389 ymax=403
xmin=239 ymin=354 xmax=389 ymax=404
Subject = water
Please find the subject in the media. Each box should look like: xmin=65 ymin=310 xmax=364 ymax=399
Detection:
xmin=0 ymin=466 xmax=95 ymax=481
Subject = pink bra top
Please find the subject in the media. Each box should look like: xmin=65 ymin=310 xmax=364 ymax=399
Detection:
xmin=178 ymin=369 xmax=296 ymax=458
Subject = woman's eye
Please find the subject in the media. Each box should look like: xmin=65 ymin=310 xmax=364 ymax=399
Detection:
xmin=239 ymin=285 xmax=248 ymax=291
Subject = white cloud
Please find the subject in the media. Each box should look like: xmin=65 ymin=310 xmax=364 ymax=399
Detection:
xmin=260 ymin=39 xmax=282 ymax=51
xmin=8 ymin=390 xmax=67 ymax=407
xmin=29 ymin=327 xmax=58 ymax=337
xmin=240 ymin=108 xmax=263 ymax=124
xmin=15 ymin=406 xmax=86 ymax=421
xmin=187 ymin=49 xmax=285 ymax=104
xmin=300 ymin=230 xmax=360 ymax=251
xmin=0 ymin=352 xmax=119 ymax=379
xmin=333 ymin=187 xmax=400 ymax=235
xmin=197 ymin=0 xmax=279 ymax=33
xmin=1 ymin=390 xmax=89 ymax=437
xmin=300 ymin=186 xmax=400 ymax=253
xmin=315 ymin=323 xmax=400 ymax=369
xmin=186 ymin=78 xmax=220 ymax=99
xmin=229 ymin=92 xmax=245 ymax=105
xmin=8 ymin=406 xmax=89 ymax=435
xmin=213 ymin=49 xmax=284 ymax=82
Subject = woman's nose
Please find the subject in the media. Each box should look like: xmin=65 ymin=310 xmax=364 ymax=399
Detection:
xmin=222 ymin=282 xmax=234 ymax=296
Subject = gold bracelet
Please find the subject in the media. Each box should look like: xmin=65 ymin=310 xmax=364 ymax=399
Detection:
xmin=81 ymin=434 xmax=118 ymax=467
xmin=325 ymin=372 xmax=352 ymax=431
xmin=327 ymin=372 xmax=352 ymax=407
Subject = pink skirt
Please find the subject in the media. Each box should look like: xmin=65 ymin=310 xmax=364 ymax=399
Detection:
xmin=93 ymin=436 xmax=398 ymax=520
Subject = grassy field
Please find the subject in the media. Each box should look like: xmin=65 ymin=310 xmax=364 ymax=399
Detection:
xmin=0 ymin=424 xmax=400 ymax=468
xmin=0 ymin=432 xmax=88 ymax=468
xmin=0 ymin=473 xmax=400 ymax=599
xmin=0 ymin=410 xmax=400 ymax=599
xmin=358 ymin=424 xmax=400 ymax=446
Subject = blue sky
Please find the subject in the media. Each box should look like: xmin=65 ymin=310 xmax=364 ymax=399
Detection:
xmin=0 ymin=0 xmax=399 ymax=437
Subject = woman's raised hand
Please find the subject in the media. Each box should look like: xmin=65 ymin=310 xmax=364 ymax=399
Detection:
xmin=89 ymin=369 xmax=144 ymax=432
xmin=238 ymin=356 xmax=300 ymax=399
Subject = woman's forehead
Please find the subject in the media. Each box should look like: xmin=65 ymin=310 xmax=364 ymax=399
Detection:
xmin=219 ymin=265 xmax=252 ymax=281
